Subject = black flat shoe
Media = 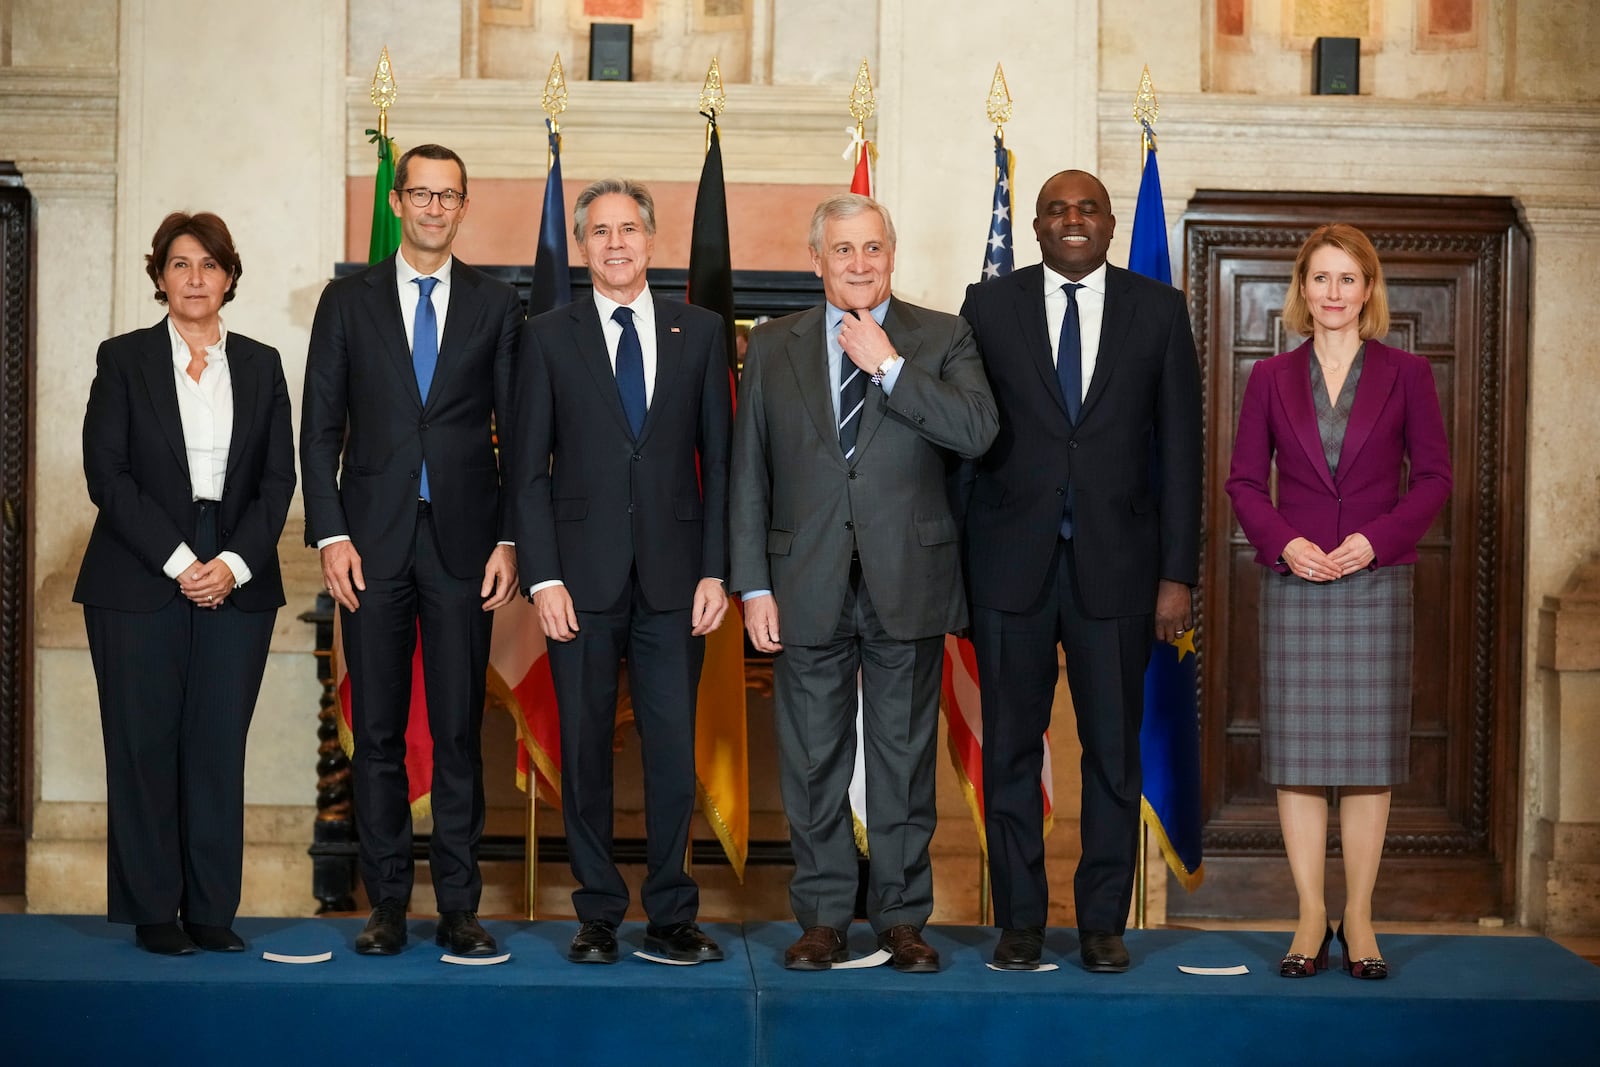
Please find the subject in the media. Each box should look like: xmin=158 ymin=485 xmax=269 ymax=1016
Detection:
xmin=1279 ymin=924 xmax=1333 ymax=978
xmin=643 ymin=921 xmax=724 ymax=962
xmin=992 ymin=926 xmax=1045 ymax=969
xmin=135 ymin=922 xmax=197 ymax=956
xmin=355 ymin=900 xmax=408 ymax=955
xmin=568 ymin=919 xmax=619 ymax=964
xmin=1078 ymin=930 xmax=1130 ymax=973
xmin=1336 ymin=922 xmax=1389 ymax=979
xmin=183 ymin=923 xmax=246 ymax=952
xmin=435 ymin=911 xmax=497 ymax=956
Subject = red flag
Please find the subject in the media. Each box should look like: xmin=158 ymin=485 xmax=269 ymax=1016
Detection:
xmin=850 ymin=140 xmax=873 ymax=197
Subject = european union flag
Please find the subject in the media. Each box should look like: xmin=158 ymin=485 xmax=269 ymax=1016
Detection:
xmin=1129 ymin=128 xmax=1204 ymax=890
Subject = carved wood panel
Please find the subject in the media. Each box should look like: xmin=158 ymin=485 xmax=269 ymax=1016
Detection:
xmin=0 ymin=165 xmax=33 ymax=894
xmin=1173 ymin=192 xmax=1528 ymax=921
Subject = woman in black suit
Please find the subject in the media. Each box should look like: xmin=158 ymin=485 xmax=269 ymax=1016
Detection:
xmin=73 ymin=212 xmax=295 ymax=955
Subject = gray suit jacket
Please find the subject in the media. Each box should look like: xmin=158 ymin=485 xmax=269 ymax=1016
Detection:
xmin=729 ymin=297 xmax=998 ymax=645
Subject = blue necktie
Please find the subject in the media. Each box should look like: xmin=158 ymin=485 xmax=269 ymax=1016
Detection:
xmin=1057 ymin=282 xmax=1084 ymax=539
xmin=412 ymin=276 xmax=439 ymax=501
xmin=613 ymin=305 xmax=647 ymax=438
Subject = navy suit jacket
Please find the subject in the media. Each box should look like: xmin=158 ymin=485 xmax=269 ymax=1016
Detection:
xmin=74 ymin=319 xmax=295 ymax=613
xmin=300 ymin=254 xmax=523 ymax=580
xmin=959 ymin=263 xmax=1203 ymax=618
xmin=512 ymin=295 xmax=730 ymax=612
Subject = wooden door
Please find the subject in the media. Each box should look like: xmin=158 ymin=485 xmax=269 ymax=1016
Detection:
xmin=0 ymin=165 xmax=34 ymax=894
xmin=1172 ymin=192 xmax=1527 ymax=921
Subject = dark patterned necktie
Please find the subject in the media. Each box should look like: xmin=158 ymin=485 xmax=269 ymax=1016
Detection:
xmin=837 ymin=314 xmax=867 ymax=461
xmin=1057 ymin=282 xmax=1084 ymax=424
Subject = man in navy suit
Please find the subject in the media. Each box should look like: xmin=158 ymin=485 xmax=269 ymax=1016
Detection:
xmin=959 ymin=170 xmax=1202 ymax=973
xmin=301 ymin=144 xmax=523 ymax=957
xmin=513 ymin=178 xmax=730 ymax=965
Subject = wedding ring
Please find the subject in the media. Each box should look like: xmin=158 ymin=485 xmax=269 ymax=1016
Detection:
xmin=1305 ymin=567 xmax=1313 ymax=579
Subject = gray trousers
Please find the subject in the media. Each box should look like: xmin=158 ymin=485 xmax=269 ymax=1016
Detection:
xmin=772 ymin=561 xmax=943 ymax=933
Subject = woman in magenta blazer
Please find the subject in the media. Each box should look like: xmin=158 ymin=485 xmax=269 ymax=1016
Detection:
xmin=1225 ymin=224 xmax=1450 ymax=980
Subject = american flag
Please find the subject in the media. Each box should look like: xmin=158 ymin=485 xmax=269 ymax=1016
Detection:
xmin=981 ymin=133 xmax=1014 ymax=279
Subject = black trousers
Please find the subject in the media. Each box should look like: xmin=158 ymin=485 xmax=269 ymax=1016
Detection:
xmin=342 ymin=502 xmax=493 ymax=912
xmin=771 ymin=560 xmax=942 ymax=934
xmin=972 ymin=538 xmax=1151 ymax=933
xmin=547 ymin=569 xmax=703 ymax=927
xmin=85 ymin=500 xmax=275 ymax=927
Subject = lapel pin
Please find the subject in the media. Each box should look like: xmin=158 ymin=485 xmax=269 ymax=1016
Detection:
xmin=670 ymin=326 xmax=681 ymax=333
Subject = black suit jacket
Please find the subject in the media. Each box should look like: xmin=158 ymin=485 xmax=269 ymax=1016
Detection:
xmin=512 ymin=295 xmax=730 ymax=612
xmin=300 ymin=254 xmax=523 ymax=580
xmin=959 ymin=264 xmax=1202 ymax=618
xmin=74 ymin=320 xmax=295 ymax=613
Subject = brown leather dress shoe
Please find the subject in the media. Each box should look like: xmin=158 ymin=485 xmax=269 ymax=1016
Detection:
xmin=784 ymin=926 xmax=848 ymax=970
xmin=878 ymin=924 xmax=940 ymax=973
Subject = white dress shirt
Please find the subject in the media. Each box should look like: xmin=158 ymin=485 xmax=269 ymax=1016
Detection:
xmin=1042 ymin=260 xmax=1108 ymax=406
xmin=160 ymin=317 xmax=251 ymax=586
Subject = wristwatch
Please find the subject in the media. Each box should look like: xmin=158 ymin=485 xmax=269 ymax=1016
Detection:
xmin=871 ymin=354 xmax=900 ymax=387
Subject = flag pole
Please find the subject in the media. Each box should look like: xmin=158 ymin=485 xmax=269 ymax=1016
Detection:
xmin=976 ymin=62 xmax=1015 ymax=926
xmin=846 ymin=58 xmax=876 ymax=196
xmin=1131 ymin=65 xmax=1160 ymax=931
xmin=525 ymin=51 xmax=568 ymax=921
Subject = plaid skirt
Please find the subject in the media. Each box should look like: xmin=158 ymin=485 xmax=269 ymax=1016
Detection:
xmin=1259 ymin=565 xmax=1413 ymax=786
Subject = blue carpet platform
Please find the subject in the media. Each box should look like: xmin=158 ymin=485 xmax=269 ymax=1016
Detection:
xmin=2 ymin=917 xmax=1595 ymax=1065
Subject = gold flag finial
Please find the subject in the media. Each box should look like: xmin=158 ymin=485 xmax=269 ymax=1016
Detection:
xmin=542 ymin=52 xmax=569 ymax=133
xmin=1133 ymin=64 xmax=1159 ymax=151
xmin=848 ymin=58 xmax=877 ymax=133
xmin=986 ymin=62 xmax=1014 ymax=136
xmin=371 ymin=45 xmax=398 ymax=138
xmin=700 ymin=56 xmax=726 ymax=120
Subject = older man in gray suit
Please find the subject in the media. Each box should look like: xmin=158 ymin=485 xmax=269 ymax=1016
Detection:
xmin=731 ymin=193 xmax=997 ymax=972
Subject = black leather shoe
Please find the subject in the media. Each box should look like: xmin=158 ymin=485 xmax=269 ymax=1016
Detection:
xmin=1079 ymin=930 xmax=1130 ymax=973
xmin=568 ymin=919 xmax=619 ymax=964
xmin=643 ymin=921 xmax=724 ymax=962
xmin=183 ymin=922 xmax=246 ymax=952
xmin=355 ymin=900 xmax=408 ymax=955
xmin=435 ymin=911 xmax=497 ymax=956
xmin=135 ymin=922 xmax=197 ymax=956
xmin=992 ymin=925 xmax=1045 ymax=969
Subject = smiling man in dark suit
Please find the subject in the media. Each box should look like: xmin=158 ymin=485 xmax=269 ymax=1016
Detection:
xmin=731 ymin=193 xmax=997 ymax=973
xmin=301 ymin=143 xmax=523 ymax=957
xmin=513 ymin=178 xmax=730 ymax=966
xmin=959 ymin=169 xmax=1202 ymax=973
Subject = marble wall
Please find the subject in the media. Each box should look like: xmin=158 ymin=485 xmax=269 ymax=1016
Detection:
xmin=3 ymin=0 xmax=1597 ymax=929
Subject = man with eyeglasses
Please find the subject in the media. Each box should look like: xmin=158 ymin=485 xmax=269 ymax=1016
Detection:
xmin=301 ymin=143 xmax=524 ymax=958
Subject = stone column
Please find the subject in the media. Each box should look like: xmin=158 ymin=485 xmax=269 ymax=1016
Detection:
xmin=1532 ymin=556 xmax=1600 ymax=934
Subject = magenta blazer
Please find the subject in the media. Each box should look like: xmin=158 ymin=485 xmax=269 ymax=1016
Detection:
xmin=1225 ymin=339 xmax=1452 ymax=572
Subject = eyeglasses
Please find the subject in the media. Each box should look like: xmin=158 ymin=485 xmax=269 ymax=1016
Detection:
xmin=401 ymin=187 xmax=465 ymax=210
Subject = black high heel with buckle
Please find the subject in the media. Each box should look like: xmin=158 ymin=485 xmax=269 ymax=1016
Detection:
xmin=1336 ymin=921 xmax=1389 ymax=979
xmin=1279 ymin=923 xmax=1334 ymax=978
